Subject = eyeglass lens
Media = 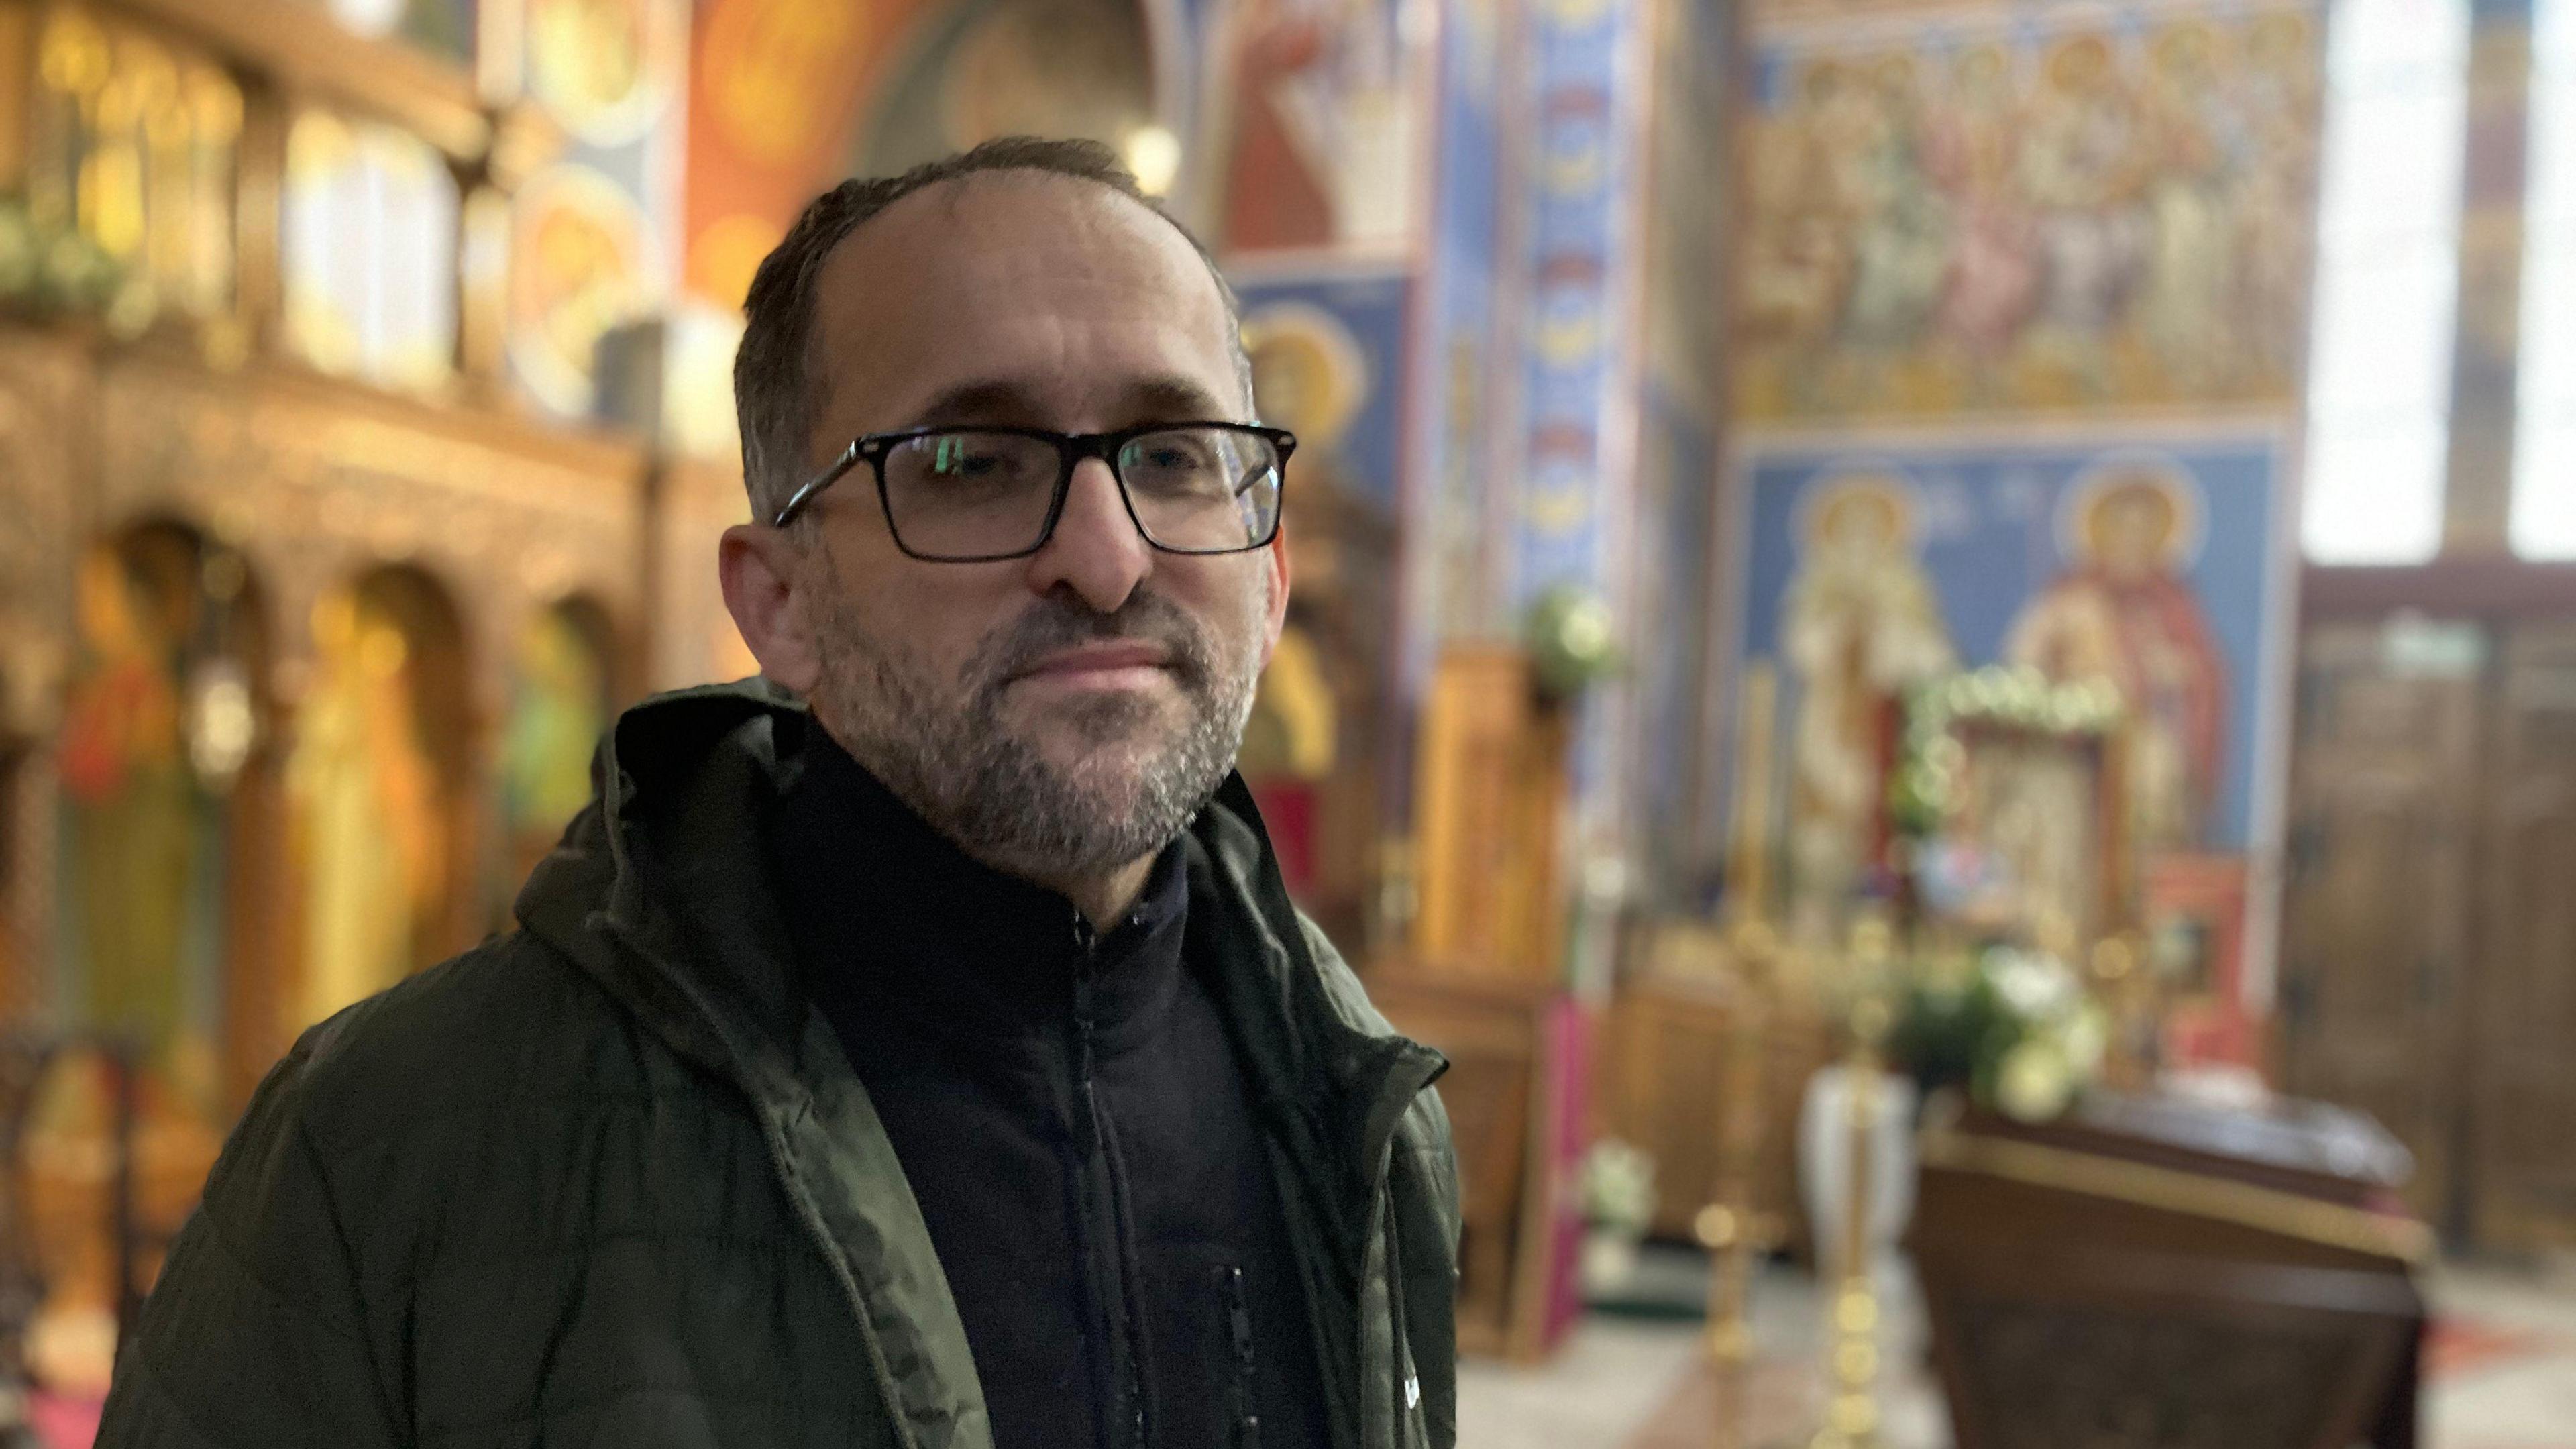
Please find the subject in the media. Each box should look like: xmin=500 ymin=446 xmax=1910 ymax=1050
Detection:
xmin=880 ymin=427 xmax=1283 ymax=559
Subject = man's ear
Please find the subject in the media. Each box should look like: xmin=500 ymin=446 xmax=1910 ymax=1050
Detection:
xmin=719 ymin=524 xmax=824 ymax=693
xmin=1256 ymin=520 xmax=1292 ymax=671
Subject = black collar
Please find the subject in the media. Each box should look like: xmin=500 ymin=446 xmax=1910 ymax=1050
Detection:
xmin=769 ymin=718 xmax=1191 ymax=1065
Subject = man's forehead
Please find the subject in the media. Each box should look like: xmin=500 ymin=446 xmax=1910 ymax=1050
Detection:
xmin=818 ymin=173 xmax=1227 ymax=331
xmin=808 ymin=172 xmax=1237 ymax=428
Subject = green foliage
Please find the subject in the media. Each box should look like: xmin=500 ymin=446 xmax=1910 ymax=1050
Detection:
xmin=1578 ymin=1136 xmax=1658 ymax=1232
xmin=1890 ymin=943 xmax=2108 ymax=1123
xmin=1888 ymin=665 xmax=2125 ymax=839
xmin=1523 ymin=584 xmax=1621 ymax=701
xmin=0 ymin=196 xmax=125 ymax=319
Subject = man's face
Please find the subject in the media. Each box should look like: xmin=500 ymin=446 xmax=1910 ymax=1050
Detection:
xmin=766 ymin=173 xmax=1286 ymax=883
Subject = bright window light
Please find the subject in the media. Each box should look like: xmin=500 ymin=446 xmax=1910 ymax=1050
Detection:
xmin=2303 ymin=0 xmax=2471 ymax=564
xmin=2515 ymin=0 xmax=2576 ymax=559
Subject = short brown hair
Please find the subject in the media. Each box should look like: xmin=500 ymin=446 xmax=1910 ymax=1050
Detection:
xmin=731 ymin=136 xmax=1252 ymax=523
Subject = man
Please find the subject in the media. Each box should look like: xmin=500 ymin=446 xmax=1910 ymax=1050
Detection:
xmin=99 ymin=138 xmax=1459 ymax=1449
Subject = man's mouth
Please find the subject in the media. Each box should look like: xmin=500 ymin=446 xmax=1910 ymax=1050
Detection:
xmin=1011 ymin=641 xmax=1177 ymax=690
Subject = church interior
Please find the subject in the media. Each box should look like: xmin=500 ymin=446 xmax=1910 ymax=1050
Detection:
xmin=0 ymin=0 xmax=2573 ymax=1444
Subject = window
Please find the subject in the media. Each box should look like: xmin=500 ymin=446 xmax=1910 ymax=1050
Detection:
xmin=2302 ymin=0 xmax=2471 ymax=564
xmin=282 ymin=111 xmax=460 ymax=392
xmin=2515 ymin=0 xmax=2576 ymax=559
xmin=28 ymin=10 xmax=242 ymax=324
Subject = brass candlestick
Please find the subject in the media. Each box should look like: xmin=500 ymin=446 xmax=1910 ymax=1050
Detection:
xmin=1810 ymin=918 xmax=1896 ymax=1449
xmin=1703 ymin=661 xmax=1784 ymax=1449
xmin=1699 ymin=923 xmax=1786 ymax=1449
xmin=2089 ymin=932 xmax=2157 ymax=1093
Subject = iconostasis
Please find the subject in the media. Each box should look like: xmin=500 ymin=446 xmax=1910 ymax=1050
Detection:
xmin=0 ymin=1 xmax=720 ymax=1389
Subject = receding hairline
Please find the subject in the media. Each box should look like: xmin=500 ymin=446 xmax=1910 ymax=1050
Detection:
xmin=733 ymin=140 xmax=1257 ymax=523
xmin=820 ymin=169 xmax=1248 ymax=423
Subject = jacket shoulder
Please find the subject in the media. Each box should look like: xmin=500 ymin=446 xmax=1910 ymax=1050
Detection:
xmin=281 ymin=930 xmax=691 ymax=1167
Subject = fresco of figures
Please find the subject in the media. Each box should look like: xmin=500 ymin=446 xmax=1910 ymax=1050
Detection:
xmin=1734 ymin=7 xmax=2323 ymax=421
xmin=1727 ymin=433 xmax=2288 ymax=949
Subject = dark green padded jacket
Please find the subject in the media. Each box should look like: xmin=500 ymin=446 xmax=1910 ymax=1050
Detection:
xmin=96 ymin=682 xmax=1459 ymax=1449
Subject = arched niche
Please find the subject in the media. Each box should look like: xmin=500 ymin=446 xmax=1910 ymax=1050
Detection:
xmin=286 ymin=561 xmax=476 ymax=1034
xmin=55 ymin=517 xmax=276 ymax=1106
xmin=496 ymin=592 xmax=622 ymax=910
xmin=31 ymin=517 xmax=272 ymax=1389
xmin=853 ymin=0 xmax=1158 ymax=178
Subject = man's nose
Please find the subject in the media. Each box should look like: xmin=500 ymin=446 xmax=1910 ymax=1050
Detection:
xmin=1026 ymin=456 xmax=1152 ymax=612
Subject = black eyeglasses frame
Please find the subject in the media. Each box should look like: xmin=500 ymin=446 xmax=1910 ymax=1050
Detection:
xmin=769 ymin=421 xmax=1299 ymax=562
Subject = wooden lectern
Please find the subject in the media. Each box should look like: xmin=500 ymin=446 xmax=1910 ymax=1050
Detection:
xmin=1911 ymin=1090 xmax=2430 ymax=1449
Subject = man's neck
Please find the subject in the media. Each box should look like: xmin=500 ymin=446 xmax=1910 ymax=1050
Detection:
xmin=1045 ymin=856 xmax=1159 ymax=932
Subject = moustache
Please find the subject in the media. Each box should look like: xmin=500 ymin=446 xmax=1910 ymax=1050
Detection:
xmin=971 ymin=590 xmax=1220 ymax=697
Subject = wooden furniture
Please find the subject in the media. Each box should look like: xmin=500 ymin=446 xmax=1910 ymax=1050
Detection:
xmin=1593 ymin=967 xmax=1827 ymax=1252
xmin=2469 ymin=620 xmax=2576 ymax=1253
xmin=2280 ymin=608 xmax=2576 ymax=1247
xmin=1366 ymin=975 xmax=1576 ymax=1362
xmin=0 ymin=1032 xmax=52 ymax=1417
xmin=1407 ymin=649 xmax=1570 ymax=988
xmin=1911 ymin=1090 xmax=2429 ymax=1449
xmin=1373 ymin=647 xmax=1591 ymax=1360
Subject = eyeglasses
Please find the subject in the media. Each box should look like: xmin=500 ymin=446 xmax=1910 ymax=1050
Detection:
xmin=771 ymin=421 xmax=1297 ymax=561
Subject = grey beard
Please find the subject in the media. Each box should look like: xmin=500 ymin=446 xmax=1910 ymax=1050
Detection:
xmin=805 ymin=567 xmax=1263 ymax=886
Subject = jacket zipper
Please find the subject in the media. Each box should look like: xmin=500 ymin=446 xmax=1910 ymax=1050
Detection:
xmin=1358 ymin=1042 xmax=1446 ymax=1449
xmin=1070 ymin=915 xmax=1150 ymax=1449
xmin=1218 ymin=1265 xmax=1263 ymax=1449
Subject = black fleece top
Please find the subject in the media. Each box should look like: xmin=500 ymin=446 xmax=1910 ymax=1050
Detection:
xmin=771 ymin=723 xmax=1333 ymax=1449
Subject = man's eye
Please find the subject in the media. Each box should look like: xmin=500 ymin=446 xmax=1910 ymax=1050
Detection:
xmin=1134 ymin=437 xmax=1221 ymax=472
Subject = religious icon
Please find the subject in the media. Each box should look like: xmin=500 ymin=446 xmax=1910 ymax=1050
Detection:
xmin=1239 ymin=625 xmax=1338 ymax=895
xmin=58 ymin=547 xmax=199 ymax=1060
xmin=2135 ymin=21 xmax=2237 ymax=391
xmin=2005 ymin=460 xmax=2226 ymax=856
xmin=696 ymin=0 xmax=863 ymax=170
xmin=288 ymin=589 xmax=449 ymax=1028
xmin=507 ymin=164 xmax=652 ymax=416
xmin=1732 ymin=9 xmax=2323 ymax=420
xmin=527 ymin=0 xmax=683 ymax=147
xmin=1207 ymin=0 xmax=1413 ymax=251
xmin=1780 ymin=470 xmax=1955 ymax=949
xmin=1835 ymin=54 xmax=1949 ymax=354
xmin=1949 ymin=728 xmax=2109 ymax=947
xmin=1245 ymin=303 xmax=1368 ymax=449
xmin=501 ymin=604 xmax=610 ymax=890
xmin=1242 ymin=299 xmax=1374 ymax=590
xmin=54 ymin=526 xmax=254 ymax=1116
xmin=853 ymin=0 xmax=1150 ymax=179
xmin=939 ymin=0 xmax=1147 ymax=153
xmin=1926 ymin=43 xmax=2037 ymax=370
xmin=1239 ymin=303 xmax=1371 ymax=904
xmin=38 ymin=534 xmax=240 ymax=1403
